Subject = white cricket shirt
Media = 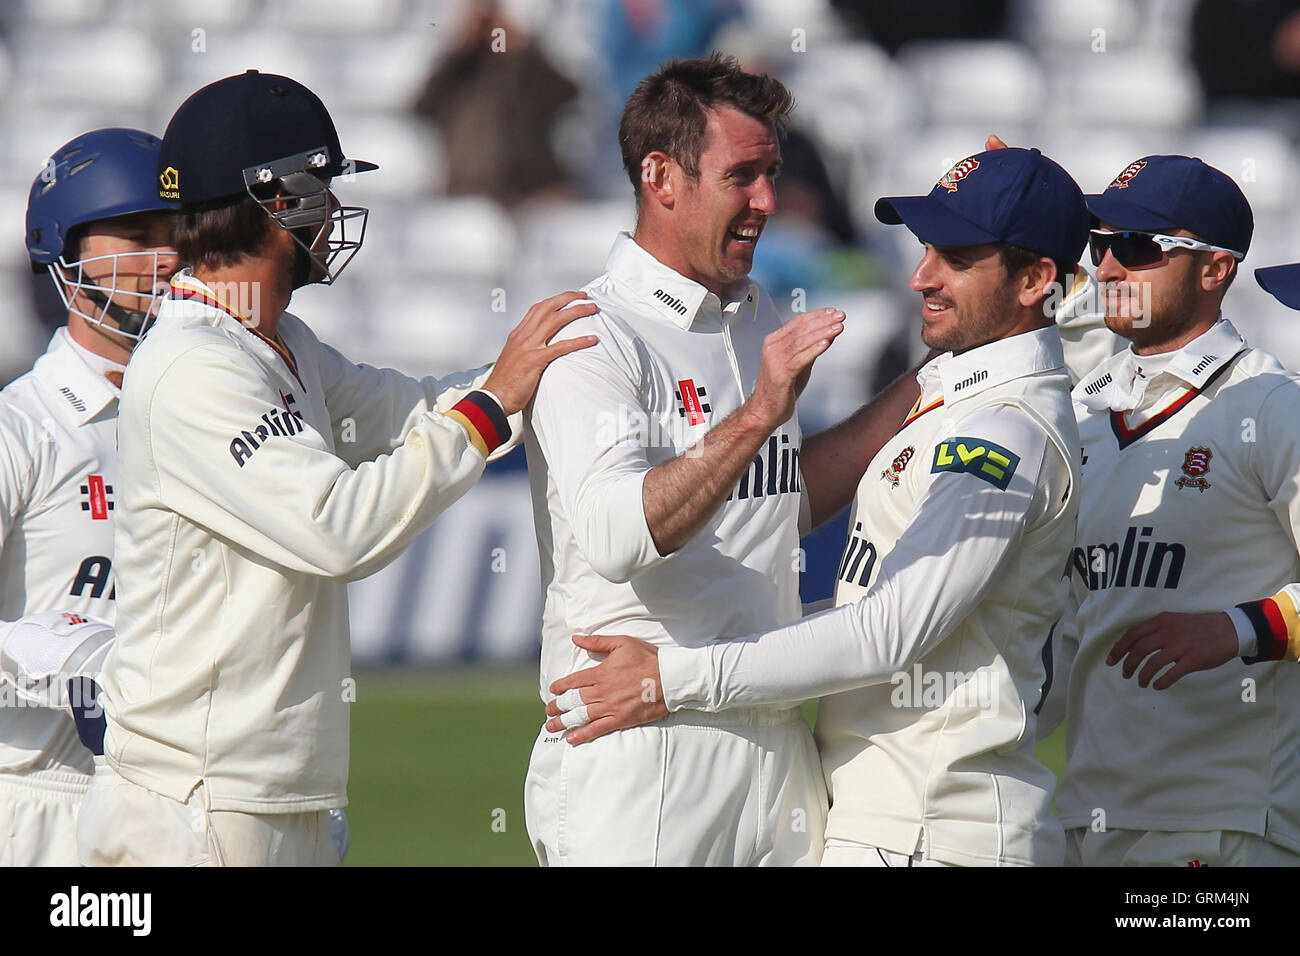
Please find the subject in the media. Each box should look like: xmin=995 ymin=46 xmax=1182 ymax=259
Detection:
xmin=103 ymin=272 xmax=516 ymax=812
xmin=0 ymin=329 xmax=120 ymax=784
xmin=526 ymin=233 xmax=805 ymax=712
xmin=1056 ymin=318 xmax=1300 ymax=849
xmin=660 ymin=326 xmax=1081 ymax=865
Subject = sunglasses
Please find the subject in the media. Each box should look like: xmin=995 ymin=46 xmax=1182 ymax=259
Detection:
xmin=1089 ymin=229 xmax=1244 ymax=270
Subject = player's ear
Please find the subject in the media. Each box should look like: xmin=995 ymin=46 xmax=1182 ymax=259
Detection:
xmin=1200 ymin=251 xmax=1235 ymax=292
xmin=639 ymin=152 xmax=676 ymax=209
xmin=1016 ymin=256 xmax=1057 ymax=308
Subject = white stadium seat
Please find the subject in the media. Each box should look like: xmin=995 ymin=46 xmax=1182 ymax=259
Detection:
xmin=118 ymin=0 xmax=258 ymax=27
xmin=1036 ymin=129 xmax=1165 ymax=194
xmin=402 ymin=196 xmax=518 ymax=281
xmin=9 ymin=27 xmax=163 ymax=107
xmin=1052 ymin=49 xmax=1202 ymax=130
xmin=261 ymin=0 xmax=408 ymax=32
xmin=787 ymin=41 xmax=914 ymax=160
xmin=332 ymin=31 xmax=440 ymax=112
xmin=324 ymin=114 xmax=443 ymax=201
xmin=1183 ymin=127 xmax=1300 ymax=217
xmin=514 ymin=198 xmax=635 ymax=291
xmin=0 ymin=185 xmax=38 ymax=267
xmin=168 ymin=30 xmax=332 ymax=108
xmin=14 ymin=0 xmax=111 ymax=25
xmin=1014 ymin=0 xmax=1142 ymax=52
xmin=897 ymin=40 xmax=1047 ymax=128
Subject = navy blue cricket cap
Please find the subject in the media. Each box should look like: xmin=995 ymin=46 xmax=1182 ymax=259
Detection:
xmin=874 ymin=147 xmax=1089 ymax=264
xmin=1255 ymin=262 xmax=1300 ymax=309
xmin=1085 ymin=155 xmax=1252 ymax=257
xmin=157 ymin=69 xmax=376 ymax=205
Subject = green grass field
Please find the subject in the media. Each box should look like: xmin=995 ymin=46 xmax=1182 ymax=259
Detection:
xmin=346 ymin=668 xmax=1070 ymax=866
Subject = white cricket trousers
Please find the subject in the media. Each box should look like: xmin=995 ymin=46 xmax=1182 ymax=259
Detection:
xmin=77 ymin=758 xmax=340 ymax=866
xmin=0 ymin=769 xmax=89 ymax=866
xmin=821 ymin=839 xmax=953 ymax=867
xmin=524 ymin=707 xmax=827 ymax=866
xmin=1065 ymin=826 xmax=1300 ymax=866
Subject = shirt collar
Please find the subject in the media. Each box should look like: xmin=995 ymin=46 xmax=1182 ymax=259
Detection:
xmin=165 ymin=268 xmax=252 ymax=326
xmin=164 ymin=269 xmax=304 ymax=387
xmin=1072 ymin=316 xmax=1247 ymax=411
xmin=603 ymin=232 xmax=757 ymax=330
xmin=32 ymin=327 xmax=120 ymax=426
xmin=918 ymin=326 xmax=1067 ymax=405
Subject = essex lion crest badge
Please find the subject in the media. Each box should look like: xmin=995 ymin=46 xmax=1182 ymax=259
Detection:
xmin=881 ymin=445 xmax=915 ymax=488
xmin=1108 ymin=160 xmax=1147 ymax=190
xmin=1174 ymin=445 xmax=1212 ymax=492
xmin=937 ymin=158 xmax=979 ymax=193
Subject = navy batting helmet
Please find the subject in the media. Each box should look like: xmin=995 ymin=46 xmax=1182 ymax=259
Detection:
xmin=26 ymin=128 xmax=178 ymax=341
xmin=27 ymin=127 xmax=176 ymax=266
xmin=158 ymin=70 xmax=375 ymax=287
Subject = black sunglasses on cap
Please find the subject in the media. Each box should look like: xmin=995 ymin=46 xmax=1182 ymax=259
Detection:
xmin=1089 ymin=229 xmax=1245 ymax=270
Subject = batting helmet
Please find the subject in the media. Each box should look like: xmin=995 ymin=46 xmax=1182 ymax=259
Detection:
xmin=26 ymin=127 xmax=179 ymax=340
xmin=158 ymin=70 xmax=376 ymax=288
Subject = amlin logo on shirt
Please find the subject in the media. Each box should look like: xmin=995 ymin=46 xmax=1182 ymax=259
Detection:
xmin=49 ymin=885 xmax=151 ymax=936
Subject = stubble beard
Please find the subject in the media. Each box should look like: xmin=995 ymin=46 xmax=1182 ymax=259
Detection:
xmin=923 ymin=288 xmax=1015 ymax=355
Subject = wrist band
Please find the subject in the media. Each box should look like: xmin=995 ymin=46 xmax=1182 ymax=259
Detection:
xmin=446 ymin=390 xmax=512 ymax=457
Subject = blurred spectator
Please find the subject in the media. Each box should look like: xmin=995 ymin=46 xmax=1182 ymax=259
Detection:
xmin=1192 ymin=0 xmax=1300 ymax=101
xmin=778 ymin=127 xmax=857 ymax=247
xmin=602 ymin=0 xmax=745 ymax=101
xmin=27 ymin=269 xmax=65 ymax=336
xmin=413 ymin=3 xmax=579 ymax=208
xmin=829 ymin=0 xmax=1010 ymax=54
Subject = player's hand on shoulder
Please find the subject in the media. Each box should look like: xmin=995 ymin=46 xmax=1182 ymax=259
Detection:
xmin=745 ymin=307 xmax=844 ymax=431
xmin=482 ymin=291 xmax=599 ymax=415
xmin=543 ymin=634 xmax=667 ymax=745
xmin=1107 ymin=611 xmax=1239 ymax=689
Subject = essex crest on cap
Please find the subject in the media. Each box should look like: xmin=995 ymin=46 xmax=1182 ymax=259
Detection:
xmin=937 ymin=157 xmax=980 ymax=193
xmin=1108 ymin=160 xmax=1147 ymax=190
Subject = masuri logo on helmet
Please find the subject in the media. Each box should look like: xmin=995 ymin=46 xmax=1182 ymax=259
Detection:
xmin=158 ymin=166 xmax=180 ymax=200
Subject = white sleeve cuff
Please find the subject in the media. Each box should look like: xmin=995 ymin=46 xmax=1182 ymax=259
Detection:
xmin=1225 ymin=606 xmax=1258 ymax=658
xmin=657 ymin=644 xmax=714 ymax=712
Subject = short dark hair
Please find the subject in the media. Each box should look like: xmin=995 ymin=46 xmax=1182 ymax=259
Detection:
xmin=173 ymin=192 xmax=276 ymax=272
xmin=618 ymin=52 xmax=795 ymax=200
xmin=999 ymin=244 xmax=1074 ymax=317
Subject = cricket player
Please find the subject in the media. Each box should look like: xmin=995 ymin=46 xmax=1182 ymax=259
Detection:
xmin=0 ymin=128 xmax=178 ymax=865
xmin=984 ymin=134 xmax=1121 ymax=384
xmin=76 ymin=71 xmax=597 ymax=867
xmin=1048 ymin=156 xmax=1300 ymax=866
xmin=547 ymin=146 xmax=1090 ymax=867
xmin=523 ymin=54 xmax=924 ymax=866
